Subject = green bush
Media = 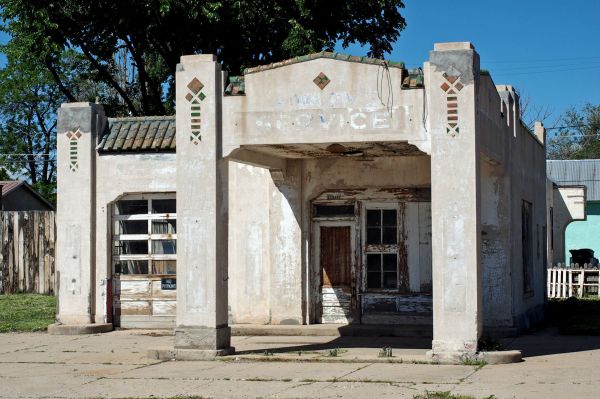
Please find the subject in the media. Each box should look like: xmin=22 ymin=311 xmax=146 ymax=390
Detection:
xmin=546 ymin=297 xmax=600 ymax=335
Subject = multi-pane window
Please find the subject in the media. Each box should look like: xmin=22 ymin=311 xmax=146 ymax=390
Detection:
xmin=365 ymin=208 xmax=398 ymax=289
xmin=112 ymin=195 xmax=176 ymax=275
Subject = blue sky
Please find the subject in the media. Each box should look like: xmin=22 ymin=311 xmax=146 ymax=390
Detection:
xmin=336 ymin=0 xmax=600 ymax=126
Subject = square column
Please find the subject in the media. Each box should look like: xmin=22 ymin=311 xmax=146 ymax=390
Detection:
xmin=50 ymin=102 xmax=112 ymax=334
xmin=173 ymin=54 xmax=233 ymax=357
xmin=426 ymin=43 xmax=482 ymax=361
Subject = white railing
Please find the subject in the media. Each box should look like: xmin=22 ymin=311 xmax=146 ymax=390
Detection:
xmin=547 ymin=264 xmax=600 ymax=298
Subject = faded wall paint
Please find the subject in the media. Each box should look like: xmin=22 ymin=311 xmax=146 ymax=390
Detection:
xmin=227 ymin=160 xmax=303 ymax=325
xmin=477 ymin=71 xmax=549 ymax=333
xmin=94 ymin=153 xmax=176 ymax=324
xmin=480 ymin=158 xmax=512 ymax=328
xmin=222 ymin=58 xmax=430 ymax=156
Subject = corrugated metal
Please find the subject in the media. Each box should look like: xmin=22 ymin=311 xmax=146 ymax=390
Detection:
xmin=97 ymin=116 xmax=175 ymax=152
xmin=547 ymin=160 xmax=600 ymax=201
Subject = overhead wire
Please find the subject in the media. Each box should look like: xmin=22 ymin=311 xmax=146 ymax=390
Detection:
xmin=376 ymin=61 xmax=394 ymax=116
xmin=546 ymin=125 xmax=600 ymax=130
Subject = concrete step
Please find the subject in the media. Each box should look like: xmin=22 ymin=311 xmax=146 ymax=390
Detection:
xmin=231 ymin=323 xmax=433 ymax=338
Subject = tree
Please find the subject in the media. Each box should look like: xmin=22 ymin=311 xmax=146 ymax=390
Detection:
xmin=546 ymin=104 xmax=600 ymax=160
xmin=0 ymin=0 xmax=407 ymax=117
xmin=517 ymin=88 xmax=553 ymax=131
xmin=0 ymin=42 xmax=77 ymax=203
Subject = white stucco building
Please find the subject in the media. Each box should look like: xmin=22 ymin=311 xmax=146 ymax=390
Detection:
xmin=51 ymin=42 xmax=584 ymax=362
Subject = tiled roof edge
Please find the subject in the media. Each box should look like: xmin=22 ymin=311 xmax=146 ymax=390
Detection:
xmin=243 ymin=52 xmax=405 ymax=75
xmin=107 ymin=115 xmax=175 ymax=122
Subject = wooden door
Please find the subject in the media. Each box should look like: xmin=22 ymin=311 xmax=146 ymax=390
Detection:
xmin=319 ymin=225 xmax=357 ymax=323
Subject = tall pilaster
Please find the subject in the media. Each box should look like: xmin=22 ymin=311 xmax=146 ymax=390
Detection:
xmin=427 ymin=43 xmax=482 ymax=361
xmin=173 ymin=54 xmax=233 ymax=357
xmin=50 ymin=102 xmax=112 ymax=334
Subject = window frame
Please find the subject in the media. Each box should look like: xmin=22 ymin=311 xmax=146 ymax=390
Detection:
xmin=112 ymin=193 xmax=177 ymax=276
xmin=361 ymin=202 xmax=401 ymax=292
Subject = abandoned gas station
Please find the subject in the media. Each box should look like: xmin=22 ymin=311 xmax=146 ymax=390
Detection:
xmin=51 ymin=42 xmax=585 ymax=362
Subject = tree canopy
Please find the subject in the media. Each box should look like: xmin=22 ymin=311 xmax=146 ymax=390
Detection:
xmin=0 ymin=0 xmax=407 ymax=202
xmin=0 ymin=0 xmax=407 ymax=117
xmin=547 ymin=104 xmax=600 ymax=160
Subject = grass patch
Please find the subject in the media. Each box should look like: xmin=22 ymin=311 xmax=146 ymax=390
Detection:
xmin=414 ymin=392 xmax=495 ymax=399
xmin=0 ymin=294 xmax=56 ymax=332
xmin=547 ymin=297 xmax=600 ymax=335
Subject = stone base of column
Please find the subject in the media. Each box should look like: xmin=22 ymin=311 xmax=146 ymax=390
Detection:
xmin=147 ymin=346 xmax=235 ymax=361
xmin=147 ymin=326 xmax=235 ymax=361
xmin=427 ymin=339 xmax=522 ymax=364
xmin=174 ymin=325 xmax=232 ymax=349
xmin=426 ymin=339 xmax=477 ymax=364
xmin=48 ymin=323 xmax=113 ymax=335
xmin=426 ymin=349 xmax=522 ymax=365
xmin=426 ymin=349 xmax=475 ymax=364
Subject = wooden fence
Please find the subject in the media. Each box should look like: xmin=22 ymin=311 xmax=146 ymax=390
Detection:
xmin=548 ymin=264 xmax=600 ymax=298
xmin=0 ymin=211 xmax=56 ymax=295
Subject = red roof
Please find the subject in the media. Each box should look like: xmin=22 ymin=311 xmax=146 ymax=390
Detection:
xmin=0 ymin=180 xmax=54 ymax=210
xmin=0 ymin=180 xmax=24 ymax=196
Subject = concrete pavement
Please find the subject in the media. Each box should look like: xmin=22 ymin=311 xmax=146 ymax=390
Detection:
xmin=0 ymin=328 xmax=599 ymax=398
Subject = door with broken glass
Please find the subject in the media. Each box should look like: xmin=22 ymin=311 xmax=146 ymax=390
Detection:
xmin=111 ymin=194 xmax=177 ymax=328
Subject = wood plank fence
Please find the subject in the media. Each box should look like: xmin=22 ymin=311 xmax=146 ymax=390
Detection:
xmin=0 ymin=211 xmax=56 ymax=295
xmin=548 ymin=264 xmax=600 ymax=299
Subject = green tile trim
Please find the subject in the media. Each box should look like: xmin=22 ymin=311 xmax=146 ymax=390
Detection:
xmin=97 ymin=116 xmax=176 ymax=153
xmin=243 ymin=51 xmax=405 ymax=75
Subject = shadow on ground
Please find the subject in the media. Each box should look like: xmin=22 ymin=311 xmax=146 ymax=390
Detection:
xmin=502 ymin=327 xmax=600 ymax=358
xmin=234 ymin=335 xmax=432 ymax=355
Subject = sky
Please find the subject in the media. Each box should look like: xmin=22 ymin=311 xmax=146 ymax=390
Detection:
xmin=335 ymin=0 xmax=600 ymax=126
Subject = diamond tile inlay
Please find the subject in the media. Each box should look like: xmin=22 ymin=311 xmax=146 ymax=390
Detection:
xmin=313 ymin=72 xmax=331 ymax=90
xmin=187 ymin=78 xmax=204 ymax=94
xmin=186 ymin=77 xmax=206 ymax=145
xmin=440 ymin=73 xmax=464 ymax=138
xmin=65 ymin=129 xmax=82 ymax=171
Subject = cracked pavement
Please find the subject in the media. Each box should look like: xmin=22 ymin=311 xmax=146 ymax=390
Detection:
xmin=0 ymin=329 xmax=599 ymax=398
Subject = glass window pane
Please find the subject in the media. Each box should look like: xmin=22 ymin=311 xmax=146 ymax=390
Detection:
xmin=382 ymin=209 xmax=397 ymax=227
xmin=382 ymin=227 xmax=397 ymax=244
xmin=114 ymin=240 xmax=148 ymax=255
xmin=366 ymin=209 xmax=381 ymax=227
xmin=152 ymin=199 xmax=176 ymax=214
xmin=152 ymin=239 xmax=177 ymax=255
xmin=383 ymin=272 xmax=398 ymax=289
xmin=366 ymin=227 xmax=381 ymax=245
xmin=367 ymin=254 xmax=381 ymax=272
xmin=152 ymin=220 xmax=176 ymax=234
xmin=115 ymin=220 xmax=148 ymax=235
xmin=153 ymin=260 xmax=177 ymax=274
xmin=116 ymin=200 xmax=148 ymax=215
xmin=383 ymin=254 xmax=397 ymax=271
xmin=115 ymin=260 xmax=148 ymax=274
xmin=367 ymin=272 xmax=381 ymax=289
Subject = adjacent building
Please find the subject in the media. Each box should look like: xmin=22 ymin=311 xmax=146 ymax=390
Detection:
xmin=0 ymin=181 xmax=54 ymax=211
xmin=548 ymin=159 xmax=600 ymax=264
